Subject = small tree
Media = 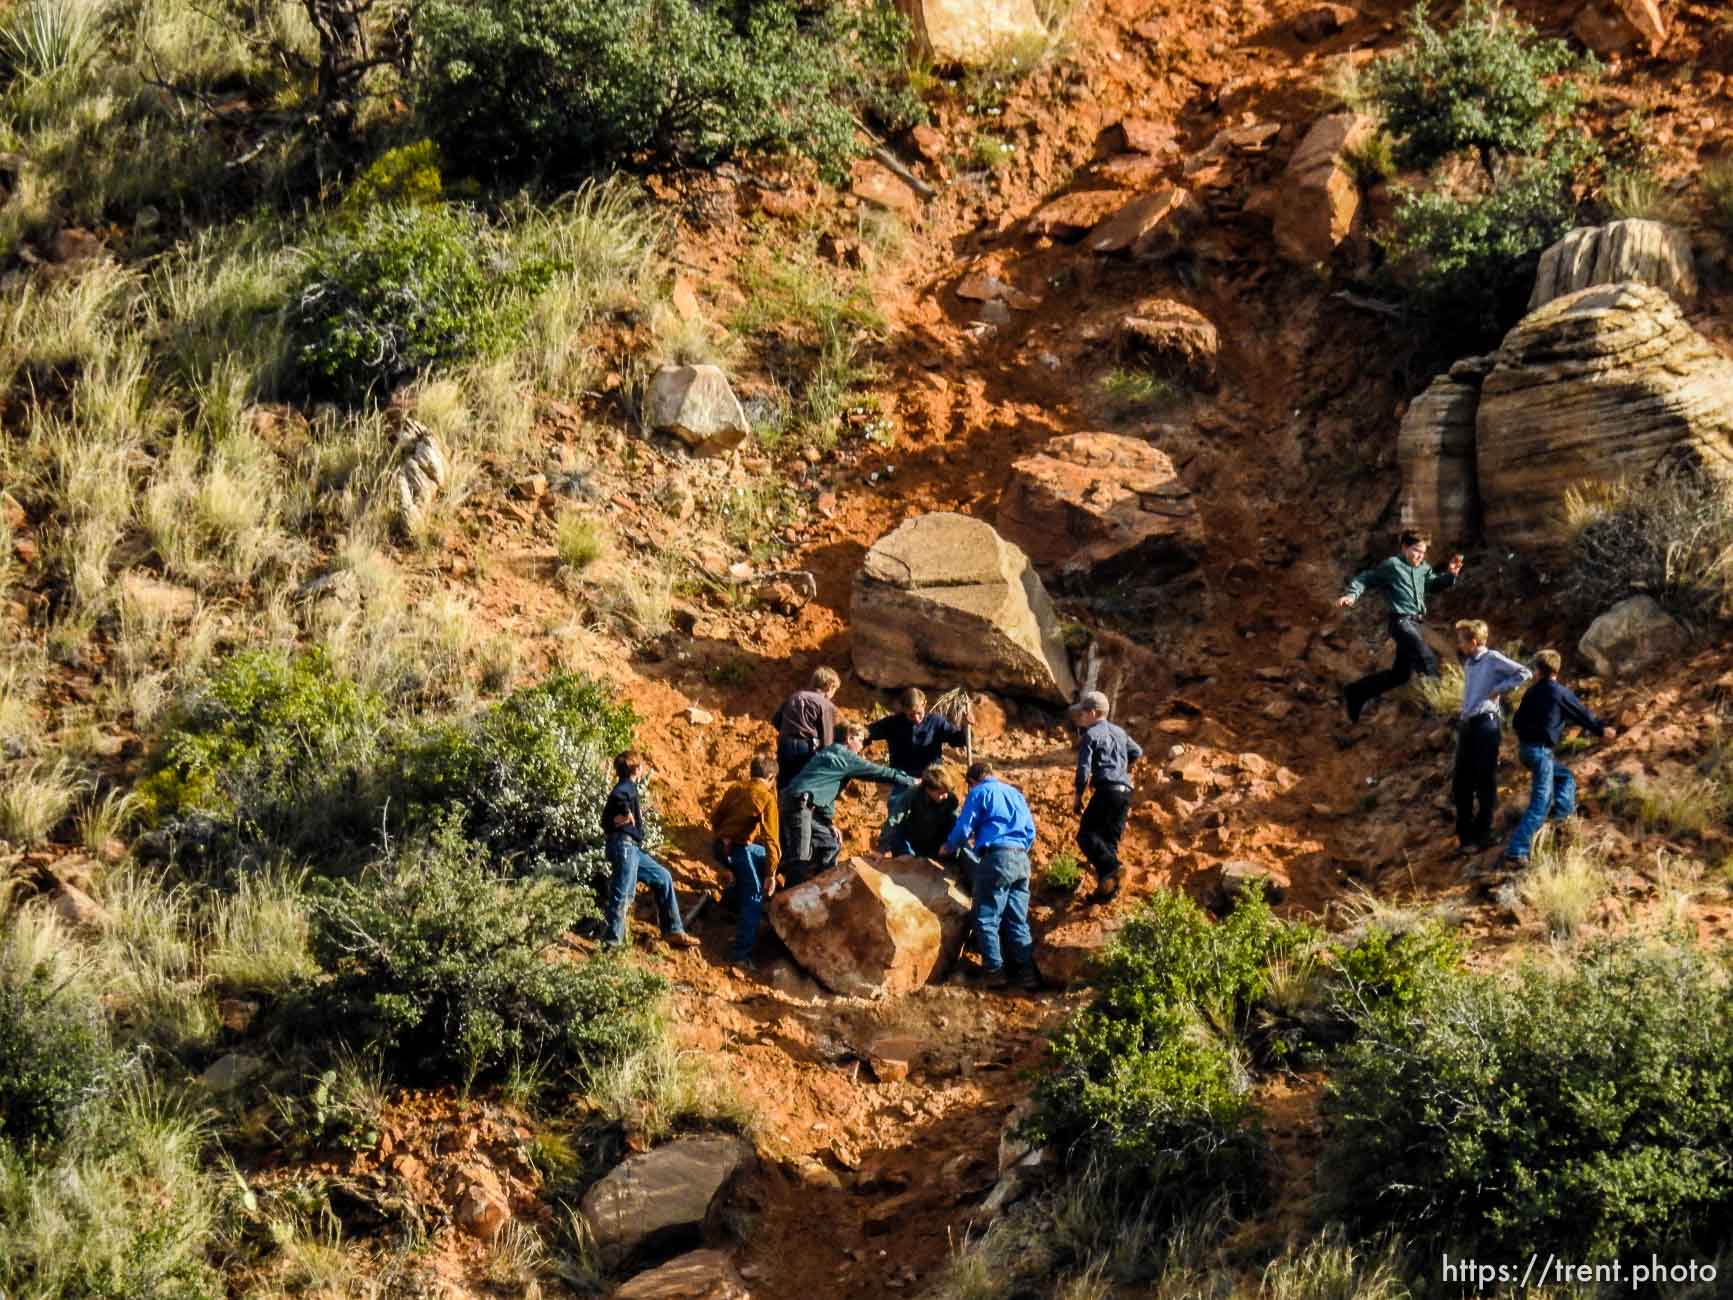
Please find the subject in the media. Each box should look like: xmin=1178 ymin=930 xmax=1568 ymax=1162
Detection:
xmin=1368 ymin=0 xmax=1594 ymax=171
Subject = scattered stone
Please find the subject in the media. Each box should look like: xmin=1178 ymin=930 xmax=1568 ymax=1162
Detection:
xmin=1027 ymin=190 xmax=1128 ymax=241
xmin=851 ymin=512 xmax=1077 ymax=703
xmin=850 ymin=160 xmax=921 ymax=217
xmin=616 ymin=1250 xmax=752 ymax=1300
xmin=1396 ymin=354 xmax=1492 ymax=548
xmin=1038 ymin=918 xmax=1117 ymax=987
xmin=899 ymin=0 xmax=1047 ymax=65
xmin=13 ymin=536 xmax=38 ymax=566
xmin=1215 ymin=859 xmax=1290 ymax=909
xmin=512 ymin=473 xmax=548 ymax=500
xmin=1267 ymin=113 xmax=1375 ymax=264
xmin=1082 ymin=186 xmax=1202 ymax=256
xmin=581 ymin=1136 xmax=751 ymax=1268
xmin=1110 ymin=119 xmax=1179 ymax=156
xmin=1571 ymin=0 xmax=1666 ymax=56
xmin=1095 ymin=153 xmax=1172 ymax=189
xmin=1578 ymin=595 xmax=1688 ymax=679
xmin=910 ymin=124 xmax=946 ymax=162
xmin=1528 ymin=219 xmax=1696 ymax=311
xmin=199 ymin=1053 xmax=264 ymax=1093
xmin=1476 ymin=283 xmax=1733 ymax=554
xmin=769 ymin=857 xmax=968 ymax=997
xmin=998 ymin=433 xmax=1204 ymax=581
xmin=394 ymin=422 xmax=447 ymax=527
xmin=51 ymin=883 xmax=107 ymax=930
xmin=865 ymin=1035 xmax=924 ymax=1084
xmin=1118 ymin=297 xmax=1218 ymax=388
xmin=218 ymin=998 xmax=259 ymax=1033
xmin=49 ymin=227 xmax=104 ymax=264
xmin=685 ymin=706 xmax=716 ymax=726
xmin=955 ymin=272 xmax=1041 ymax=310
xmin=977 ymin=300 xmax=1012 ymax=326
xmin=455 ymin=1170 xmax=511 ymax=1242
xmin=118 ymin=572 xmax=198 ymax=622
xmin=1293 ymin=2 xmax=1358 ymax=41
xmin=645 ymin=365 xmax=751 ymax=456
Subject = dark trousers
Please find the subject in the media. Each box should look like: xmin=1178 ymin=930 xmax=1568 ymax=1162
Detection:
xmin=1454 ymin=713 xmax=1502 ymax=847
xmin=779 ymin=791 xmax=839 ymax=885
xmin=1345 ymin=616 xmax=1439 ymax=716
xmin=1077 ymin=783 xmax=1132 ymax=878
xmin=775 ymin=738 xmax=816 ymax=791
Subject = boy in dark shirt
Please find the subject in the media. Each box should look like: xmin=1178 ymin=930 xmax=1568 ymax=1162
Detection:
xmin=881 ymin=765 xmax=963 ymax=858
xmin=866 ymin=688 xmax=970 ymax=778
xmin=602 ymin=751 xmax=699 ymax=950
xmin=1504 ymin=650 xmax=1616 ymax=865
xmin=772 ymin=667 xmax=841 ymax=790
xmin=1070 ymin=690 xmax=1143 ymax=902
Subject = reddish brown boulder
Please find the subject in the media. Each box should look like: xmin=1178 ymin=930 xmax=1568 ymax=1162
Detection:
xmin=768 ymin=857 xmax=960 ymax=997
xmin=454 ymin=1168 xmax=511 ymax=1242
xmin=1268 ymin=113 xmax=1375 ymax=264
xmin=1119 ymin=298 xmax=1219 ymax=388
xmin=896 ymin=0 xmax=1046 ymax=65
xmin=1572 ymin=0 xmax=1666 ymax=56
xmin=997 ymin=433 xmax=1204 ymax=581
xmin=1110 ymin=118 xmax=1179 ymax=156
xmin=1028 ymin=190 xmax=1126 ymax=241
xmin=1083 ymin=186 xmax=1202 ymax=256
xmin=1293 ymin=3 xmax=1358 ymax=42
xmin=1214 ymin=859 xmax=1291 ymax=910
xmin=850 ymin=160 xmax=920 ymax=216
xmin=616 ymin=1250 xmax=752 ymax=1300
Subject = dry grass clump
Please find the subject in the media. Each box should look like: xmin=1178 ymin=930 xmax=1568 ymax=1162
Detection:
xmin=1405 ymin=662 xmax=1464 ymax=717
xmin=1518 ymin=826 xmax=1610 ymax=937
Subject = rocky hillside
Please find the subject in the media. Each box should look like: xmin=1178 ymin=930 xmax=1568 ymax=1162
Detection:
xmin=3 ymin=0 xmax=1733 ymax=1296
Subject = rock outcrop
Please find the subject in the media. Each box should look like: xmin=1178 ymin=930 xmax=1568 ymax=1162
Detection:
xmin=1119 ymin=298 xmax=1219 ymax=389
xmin=1578 ymin=595 xmax=1688 ymax=679
xmin=769 ymin=856 xmax=970 ymax=997
xmin=1266 ymin=113 xmax=1374 ymax=265
xmin=896 ymin=0 xmax=1046 ymax=65
xmin=1027 ymin=190 xmax=1127 ymax=241
xmin=393 ymin=421 xmax=447 ymax=527
xmin=1476 ymin=283 xmax=1733 ymax=554
xmin=616 ymin=1250 xmax=752 ymax=1300
xmin=997 ymin=434 xmax=1204 ymax=581
xmin=644 ymin=365 xmax=751 ymax=456
xmin=852 ymin=512 xmax=1076 ymax=703
xmin=581 ymin=1137 xmax=751 ymax=1268
xmin=1528 ymin=220 xmax=1696 ymax=311
xmin=1571 ymin=0 xmax=1666 ymax=56
xmin=1082 ymin=187 xmax=1202 ymax=257
xmin=1397 ymin=355 xmax=1492 ymax=547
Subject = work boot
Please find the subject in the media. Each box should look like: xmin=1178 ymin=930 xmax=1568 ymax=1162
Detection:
xmin=665 ymin=931 xmax=700 ymax=950
xmin=982 ymin=967 xmax=1011 ymax=990
xmin=1091 ymin=871 xmax=1122 ymax=904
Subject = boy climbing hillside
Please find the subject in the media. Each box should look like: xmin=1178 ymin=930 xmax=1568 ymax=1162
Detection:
xmin=1504 ymin=650 xmax=1615 ymax=866
xmin=781 ymin=722 xmax=917 ymax=883
xmin=1070 ymin=690 xmax=1143 ymax=903
xmin=771 ymin=667 xmax=840 ymax=790
xmin=866 ymin=687 xmax=970 ymax=778
xmin=1337 ymin=530 xmax=1464 ymax=724
xmin=1454 ymin=620 xmax=1531 ymax=853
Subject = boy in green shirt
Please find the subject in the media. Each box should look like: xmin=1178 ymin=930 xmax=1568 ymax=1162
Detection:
xmin=1337 ymin=530 xmax=1464 ymax=724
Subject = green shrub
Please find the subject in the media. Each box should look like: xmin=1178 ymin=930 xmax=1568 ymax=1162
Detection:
xmin=413 ymin=0 xmax=922 ymax=183
xmin=1332 ymin=921 xmax=1464 ymax=1013
xmin=1040 ymin=851 xmax=1083 ymax=894
xmin=139 ymin=647 xmax=385 ymax=851
xmin=1028 ymin=889 xmax=1311 ymax=1217
xmin=308 ymin=817 xmax=663 ymax=1085
xmin=396 ymin=671 xmax=644 ymax=881
xmin=1367 ymin=0 xmax=1593 ymax=170
xmin=342 ymin=140 xmax=446 ymax=213
xmin=1323 ymin=941 xmax=1733 ymax=1260
xmin=288 ymin=203 xmax=560 ymax=401
xmin=0 ymin=961 xmax=115 ymax=1151
xmin=1382 ymin=147 xmax=1581 ymax=349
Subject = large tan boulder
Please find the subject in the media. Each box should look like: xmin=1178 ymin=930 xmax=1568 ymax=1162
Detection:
xmin=581 ymin=1137 xmax=751 ymax=1268
xmin=1476 ymin=282 xmax=1733 ymax=554
xmin=852 ymin=512 xmax=1076 ymax=703
xmin=644 ymin=365 xmax=750 ymax=456
xmin=616 ymin=1250 xmax=751 ymax=1300
xmin=997 ymin=434 xmax=1204 ymax=581
xmin=896 ymin=0 xmax=1046 ymax=65
xmin=1578 ymin=595 xmax=1687 ymax=679
xmin=1528 ymin=220 xmax=1696 ymax=312
xmin=1119 ymin=298 xmax=1219 ymax=389
xmin=768 ymin=856 xmax=968 ymax=997
xmin=1269 ymin=113 xmax=1374 ymax=265
xmin=1397 ymin=355 xmax=1492 ymax=548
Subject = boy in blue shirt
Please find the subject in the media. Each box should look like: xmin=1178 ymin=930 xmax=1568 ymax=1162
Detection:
xmin=1504 ymin=649 xmax=1615 ymax=865
xmin=940 ymin=760 xmax=1040 ymax=991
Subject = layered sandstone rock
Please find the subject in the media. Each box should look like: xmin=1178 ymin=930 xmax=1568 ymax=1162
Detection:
xmin=1528 ymin=219 xmax=1696 ymax=311
xmin=1476 ymin=282 xmax=1733 ymax=554
xmin=896 ymin=0 xmax=1046 ymax=65
xmin=1397 ymin=355 xmax=1492 ymax=547
xmin=616 ymin=1250 xmax=752 ymax=1300
xmin=852 ymin=512 xmax=1076 ymax=702
xmin=644 ymin=365 xmax=751 ymax=455
xmin=1119 ymin=298 xmax=1219 ymax=388
xmin=582 ymin=1137 xmax=751 ymax=1268
xmin=1083 ymin=187 xmax=1202 ymax=256
xmin=1268 ymin=112 xmax=1374 ymax=264
xmin=1578 ymin=595 xmax=1688 ymax=679
xmin=997 ymin=434 xmax=1204 ymax=581
xmin=768 ymin=856 xmax=968 ymax=996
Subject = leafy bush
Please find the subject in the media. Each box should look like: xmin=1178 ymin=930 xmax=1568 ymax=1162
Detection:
xmin=342 ymin=140 xmax=446 ymax=213
xmin=139 ymin=647 xmax=384 ymax=851
xmin=1323 ymin=941 xmax=1733 ymax=1259
xmin=1028 ymin=889 xmax=1311 ymax=1217
xmin=1382 ymin=147 xmax=1581 ymax=349
xmin=396 ymin=671 xmax=644 ymax=881
xmin=414 ymin=0 xmax=922 ymax=183
xmin=1332 ymin=921 xmax=1464 ymax=1012
xmin=308 ymin=817 xmax=663 ymax=1084
xmin=0 ymin=961 xmax=115 ymax=1151
xmin=1367 ymin=0 xmax=1593 ymax=170
xmin=1561 ymin=470 xmax=1733 ymax=626
xmin=289 ymin=203 xmax=559 ymax=401
xmin=1040 ymin=851 xmax=1083 ymax=894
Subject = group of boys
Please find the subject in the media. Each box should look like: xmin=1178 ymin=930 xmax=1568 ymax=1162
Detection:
xmin=598 ymin=666 xmax=1148 ymax=991
xmin=1338 ymin=530 xmax=1615 ymax=863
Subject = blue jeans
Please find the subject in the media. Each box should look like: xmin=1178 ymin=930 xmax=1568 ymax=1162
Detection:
xmin=1505 ymin=743 xmax=1577 ymax=861
xmin=727 ymin=843 xmax=768 ymax=962
xmin=970 ymin=846 xmax=1033 ymax=973
xmin=604 ymin=835 xmax=684 ymax=945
